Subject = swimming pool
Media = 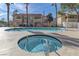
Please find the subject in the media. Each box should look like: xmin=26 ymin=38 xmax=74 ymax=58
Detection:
xmin=18 ymin=35 xmax=62 ymax=55
xmin=5 ymin=27 xmax=65 ymax=32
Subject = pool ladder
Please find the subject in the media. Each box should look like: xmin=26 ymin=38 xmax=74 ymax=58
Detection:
xmin=43 ymin=39 xmax=60 ymax=56
xmin=25 ymin=36 xmax=29 ymax=51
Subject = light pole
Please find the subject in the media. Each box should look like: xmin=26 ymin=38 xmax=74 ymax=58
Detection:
xmin=13 ymin=10 xmax=18 ymax=26
xmin=26 ymin=3 xmax=29 ymax=27
xmin=42 ymin=11 xmax=45 ymax=27
xmin=55 ymin=3 xmax=57 ymax=27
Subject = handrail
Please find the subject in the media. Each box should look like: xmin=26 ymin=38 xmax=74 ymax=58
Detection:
xmin=55 ymin=51 xmax=60 ymax=56
xmin=43 ymin=39 xmax=50 ymax=56
xmin=24 ymin=35 xmax=28 ymax=50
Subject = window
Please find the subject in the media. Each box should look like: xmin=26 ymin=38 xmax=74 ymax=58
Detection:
xmin=34 ymin=16 xmax=41 ymax=19
xmin=24 ymin=17 xmax=31 ymax=20
xmin=68 ymin=15 xmax=77 ymax=19
xmin=16 ymin=16 xmax=21 ymax=19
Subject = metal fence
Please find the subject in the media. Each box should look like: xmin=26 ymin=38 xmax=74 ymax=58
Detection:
xmin=63 ymin=22 xmax=79 ymax=28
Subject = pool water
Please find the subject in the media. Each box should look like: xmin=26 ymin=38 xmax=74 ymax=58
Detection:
xmin=5 ymin=27 xmax=65 ymax=32
xmin=18 ymin=35 xmax=62 ymax=53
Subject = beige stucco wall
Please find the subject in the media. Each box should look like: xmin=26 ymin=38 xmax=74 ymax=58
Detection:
xmin=57 ymin=15 xmax=62 ymax=27
xmin=57 ymin=14 xmax=78 ymax=27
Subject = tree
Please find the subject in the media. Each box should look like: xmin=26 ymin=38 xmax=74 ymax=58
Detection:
xmin=6 ymin=3 xmax=14 ymax=27
xmin=52 ymin=3 xmax=58 ymax=27
xmin=6 ymin=3 xmax=10 ymax=27
xmin=47 ymin=13 xmax=53 ymax=27
xmin=1 ymin=18 xmax=5 ymax=21
xmin=61 ymin=3 xmax=79 ymax=22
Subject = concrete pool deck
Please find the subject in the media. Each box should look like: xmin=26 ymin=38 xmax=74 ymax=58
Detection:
xmin=0 ymin=27 xmax=79 ymax=56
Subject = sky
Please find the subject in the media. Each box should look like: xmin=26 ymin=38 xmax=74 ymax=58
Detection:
xmin=0 ymin=3 xmax=61 ymax=21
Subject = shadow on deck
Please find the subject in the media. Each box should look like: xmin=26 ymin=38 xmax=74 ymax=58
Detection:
xmin=29 ymin=31 xmax=79 ymax=48
xmin=51 ymin=33 xmax=79 ymax=48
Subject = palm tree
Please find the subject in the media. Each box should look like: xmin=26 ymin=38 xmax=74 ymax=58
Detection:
xmin=47 ymin=13 xmax=53 ymax=27
xmin=52 ymin=3 xmax=57 ymax=27
xmin=6 ymin=3 xmax=10 ymax=27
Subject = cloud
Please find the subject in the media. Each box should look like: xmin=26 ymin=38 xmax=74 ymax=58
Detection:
xmin=0 ymin=4 xmax=7 ymax=12
xmin=14 ymin=3 xmax=26 ymax=12
xmin=0 ymin=13 xmax=7 ymax=16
